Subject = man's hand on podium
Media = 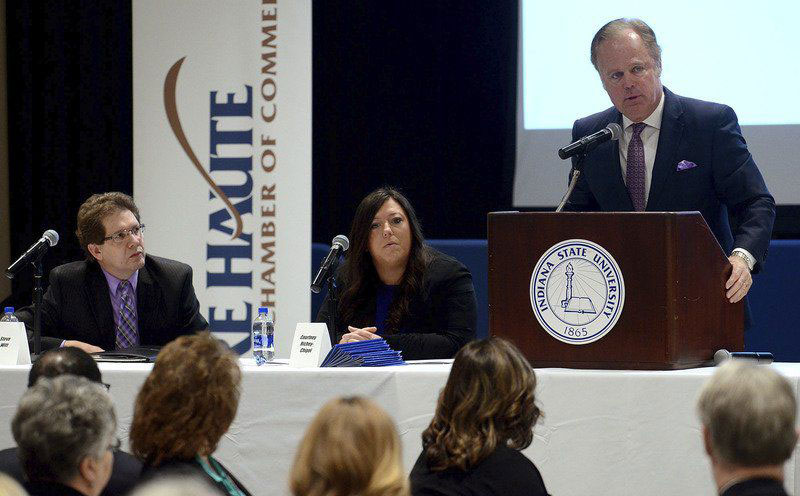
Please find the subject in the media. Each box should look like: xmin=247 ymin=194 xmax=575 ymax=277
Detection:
xmin=63 ymin=340 xmax=104 ymax=354
xmin=725 ymin=255 xmax=752 ymax=303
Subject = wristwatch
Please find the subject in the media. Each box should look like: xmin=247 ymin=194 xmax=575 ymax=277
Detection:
xmin=731 ymin=250 xmax=754 ymax=271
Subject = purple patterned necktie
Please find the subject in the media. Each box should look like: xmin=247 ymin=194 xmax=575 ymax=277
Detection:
xmin=115 ymin=280 xmax=138 ymax=349
xmin=626 ymin=122 xmax=647 ymax=211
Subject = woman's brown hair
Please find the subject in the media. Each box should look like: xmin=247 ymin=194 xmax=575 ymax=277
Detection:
xmin=130 ymin=332 xmax=242 ymax=466
xmin=421 ymin=337 xmax=541 ymax=471
xmin=289 ymin=396 xmax=409 ymax=496
xmin=338 ymin=186 xmax=430 ymax=333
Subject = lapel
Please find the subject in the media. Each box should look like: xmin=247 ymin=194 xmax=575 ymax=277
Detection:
xmin=136 ymin=258 xmax=162 ymax=337
xmin=588 ymin=110 xmax=634 ymax=211
xmin=646 ymin=87 xmax=684 ymax=211
xmin=85 ymin=262 xmax=115 ymax=348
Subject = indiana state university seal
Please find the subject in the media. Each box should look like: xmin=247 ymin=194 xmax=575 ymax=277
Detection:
xmin=529 ymin=239 xmax=625 ymax=345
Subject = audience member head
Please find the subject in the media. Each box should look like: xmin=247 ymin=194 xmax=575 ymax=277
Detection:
xmin=0 ymin=473 xmax=28 ymax=496
xmin=697 ymin=361 xmax=798 ymax=482
xmin=12 ymin=375 xmax=117 ymax=496
xmin=130 ymin=332 xmax=241 ymax=466
xmin=422 ymin=337 xmax=540 ymax=471
xmin=127 ymin=475 xmax=219 ymax=496
xmin=28 ymin=346 xmax=102 ymax=388
xmin=76 ymin=192 xmax=145 ymax=279
xmin=340 ymin=186 xmax=430 ymax=330
xmin=289 ymin=396 xmax=408 ymax=496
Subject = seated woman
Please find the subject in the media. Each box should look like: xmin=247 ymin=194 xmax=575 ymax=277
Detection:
xmin=289 ymin=396 xmax=408 ymax=496
xmin=129 ymin=333 xmax=251 ymax=496
xmin=317 ymin=186 xmax=477 ymax=360
xmin=410 ymin=338 xmax=550 ymax=496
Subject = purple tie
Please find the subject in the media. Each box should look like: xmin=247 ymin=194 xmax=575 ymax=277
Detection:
xmin=115 ymin=280 xmax=138 ymax=349
xmin=626 ymin=123 xmax=647 ymax=211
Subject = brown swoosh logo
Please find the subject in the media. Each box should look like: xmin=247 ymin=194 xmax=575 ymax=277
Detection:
xmin=163 ymin=57 xmax=244 ymax=240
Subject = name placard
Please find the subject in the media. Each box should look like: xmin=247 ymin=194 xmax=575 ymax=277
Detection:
xmin=288 ymin=323 xmax=332 ymax=368
xmin=0 ymin=322 xmax=31 ymax=365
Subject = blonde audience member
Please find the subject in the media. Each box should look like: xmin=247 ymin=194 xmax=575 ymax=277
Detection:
xmin=290 ymin=397 xmax=409 ymax=496
xmin=0 ymin=473 xmax=28 ymax=496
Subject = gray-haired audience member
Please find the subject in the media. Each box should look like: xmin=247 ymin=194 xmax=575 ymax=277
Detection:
xmin=0 ymin=347 xmax=141 ymax=496
xmin=697 ymin=361 xmax=798 ymax=496
xmin=11 ymin=375 xmax=117 ymax=496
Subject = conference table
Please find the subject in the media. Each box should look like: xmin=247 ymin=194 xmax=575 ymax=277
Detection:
xmin=2 ymin=361 xmax=800 ymax=496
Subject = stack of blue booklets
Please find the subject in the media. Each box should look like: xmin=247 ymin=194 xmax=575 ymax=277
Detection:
xmin=320 ymin=338 xmax=405 ymax=367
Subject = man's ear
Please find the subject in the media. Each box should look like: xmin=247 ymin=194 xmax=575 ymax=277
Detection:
xmin=87 ymin=243 xmax=103 ymax=262
xmin=77 ymin=454 xmax=99 ymax=485
xmin=702 ymin=426 xmax=714 ymax=458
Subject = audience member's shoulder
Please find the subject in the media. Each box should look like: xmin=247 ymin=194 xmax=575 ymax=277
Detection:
xmin=103 ymin=451 xmax=143 ymax=496
xmin=0 ymin=447 xmax=24 ymax=483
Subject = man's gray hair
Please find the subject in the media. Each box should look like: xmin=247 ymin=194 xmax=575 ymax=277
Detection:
xmin=12 ymin=375 xmax=117 ymax=483
xmin=697 ymin=361 xmax=797 ymax=467
xmin=590 ymin=18 xmax=662 ymax=72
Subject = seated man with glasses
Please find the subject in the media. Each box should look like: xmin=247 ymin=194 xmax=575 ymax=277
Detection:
xmin=17 ymin=192 xmax=208 ymax=352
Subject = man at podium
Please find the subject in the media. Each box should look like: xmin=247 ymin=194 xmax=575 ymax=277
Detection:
xmin=563 ymin=18 xmax=775 ymax=310
xmin=17 ymin=192 xmax=208 ymax=352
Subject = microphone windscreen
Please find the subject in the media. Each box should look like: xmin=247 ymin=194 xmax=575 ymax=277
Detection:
xmin=332 ymin=234 xmax=349 ymax=251
xmin=43 ymin=229 xmax=59 ymax=247
xmin=608 ymin=123 xmax=623 ymax=141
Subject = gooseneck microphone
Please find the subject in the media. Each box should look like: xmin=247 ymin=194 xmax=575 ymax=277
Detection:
xmin=558 ymin=123 xmax=623 ymax=160
xmin=6 ymin=229 xmax=59 ymax=279
xmin=311 ymin=235 xmax=349 ymax=294
xmin=713 ymin=349 xmax=774 ymax=365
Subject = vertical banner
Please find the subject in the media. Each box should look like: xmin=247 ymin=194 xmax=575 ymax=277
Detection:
xmin=133 ymin=1 xmax=311 ymax=356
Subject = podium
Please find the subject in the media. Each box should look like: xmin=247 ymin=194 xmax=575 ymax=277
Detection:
xmin=488 ymin=212 xmax=743 ymax=370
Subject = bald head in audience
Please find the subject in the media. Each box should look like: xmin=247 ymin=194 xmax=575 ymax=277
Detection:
xmin=697 ymin=361 xmax=798 ymax=495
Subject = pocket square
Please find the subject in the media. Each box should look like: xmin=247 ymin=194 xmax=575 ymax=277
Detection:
xmin=677 ymin=160 xmax=698 ymax=171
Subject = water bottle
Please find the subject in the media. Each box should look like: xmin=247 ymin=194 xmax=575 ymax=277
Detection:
xmin=251 ymin=306 xmax=274 ymax=365
xmin=0 ymin=307 xmax=18 ymax=322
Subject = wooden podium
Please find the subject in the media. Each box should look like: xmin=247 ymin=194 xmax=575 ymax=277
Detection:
xmin=488 ymin=212 xmax=743 ymax=370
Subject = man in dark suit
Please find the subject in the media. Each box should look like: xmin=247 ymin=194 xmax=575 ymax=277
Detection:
xmin=0 ymin=347 xmax=142 ymax=496
xmin=564 ymin=18 xmax=775 ymax=307
xmin=17 ymin=192 xmax=208 ymax=352
xmin=697 ymin=361 xmax=796 ymax=496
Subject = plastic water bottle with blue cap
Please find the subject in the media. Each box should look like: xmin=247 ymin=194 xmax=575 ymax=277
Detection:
xmin=0 ymin=307 xmax=18 ymax=322
xmin=251 ymin=306 xmax=274 ymax=365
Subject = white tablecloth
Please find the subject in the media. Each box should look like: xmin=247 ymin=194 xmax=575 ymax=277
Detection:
xmin=1 ymin=361 xmax=799 ymax=496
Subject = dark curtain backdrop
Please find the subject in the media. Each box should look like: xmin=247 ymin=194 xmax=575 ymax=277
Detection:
xmin=4 ymin=1 xmax=132 ymax=308
xmin=3 ymin=1 xmax=517 ymax=307
xmin=312 ymin=2 xmax=517 ymax=241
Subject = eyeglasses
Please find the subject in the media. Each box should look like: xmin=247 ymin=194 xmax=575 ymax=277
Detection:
xmin=102 ymin=225 xmax=145 ymax=244
xmin=108 ymin=437 xmax=121 ymax=452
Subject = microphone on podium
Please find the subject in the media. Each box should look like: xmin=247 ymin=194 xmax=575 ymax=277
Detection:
xmin=558 ymin=123 xmax=623 ymax=160
xmin=713 ymin=349 xmax=774 ymax=365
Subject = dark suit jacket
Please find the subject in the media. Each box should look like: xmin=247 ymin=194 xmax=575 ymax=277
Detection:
xmin=316 ymin=248 xmax=477 ymax=360
xmin=0 ymin=446 xmax=142 ymax=496
xmin=564 ymin=87 xmax=775 ymax=272
xmin=721 ymin=477 xmax=789 ymax=496
xmin=17 ymin=254 xmax=208 ymax=351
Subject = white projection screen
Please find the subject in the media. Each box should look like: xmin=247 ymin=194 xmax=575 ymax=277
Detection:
xmin=514 ymin=1 xmax=800 ymax=208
